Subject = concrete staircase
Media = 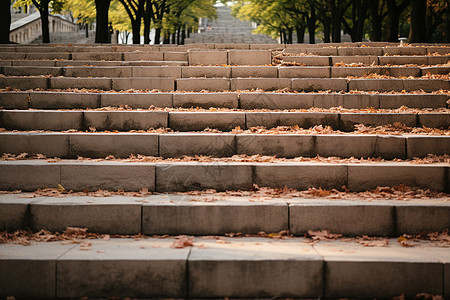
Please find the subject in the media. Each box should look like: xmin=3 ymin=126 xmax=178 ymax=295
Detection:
xmin=0 ymin=42 xmax=449 ymax=299
xmin=185 ymin=6 xmax=278 ymax=44
xmin=31 ymin=30 xmax=96 ymax=44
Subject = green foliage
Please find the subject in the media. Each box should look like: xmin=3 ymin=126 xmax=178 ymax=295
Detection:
xmin=13 ymin=0 xmax=65 ymax=14
xmin=163 ymin=0 xmax=217 ymax=34
xmin=63 ymin=0 xmax=96 ymax=24
xmin=231 ymin=0 xmax=448 ymax=43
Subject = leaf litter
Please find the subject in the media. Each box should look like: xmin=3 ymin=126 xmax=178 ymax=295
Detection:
xmin=1 ymin=182 xmax=449 ymax=201
xmin=2 ymin=123 xmax=450 ymax=135
xmin=2 ymin=152 xmax=449 ymax=166
xmin=2 ymin=228 xmax=448 ymax=249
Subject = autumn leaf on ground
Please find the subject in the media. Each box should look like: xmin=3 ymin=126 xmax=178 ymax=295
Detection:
xmin=170 ymin=235 xmax=194 ymax=248
xmin=357 ymin=236 xmax=389 ymax=247
xmin=305 ymin=230 xmax=342 ymax=241
xmin=393 ymin=293 xmax=406 ymax=300
xmin=57 ymin=184 xmax=68 ymax=194
xmin=265 ymin=230 xmax=292 ymax=239
xmin=398 ymin=235 xmax=414 ymax=247
xmin=63 ymin=227 xmax=89 ymax=239
xmin=79 ymin=241 xmax=92 ymax=251
xmin=414 ymin=293 xmax=445 ymax=300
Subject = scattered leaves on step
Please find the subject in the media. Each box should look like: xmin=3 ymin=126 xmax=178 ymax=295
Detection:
xmin=357 ymin=236 xmax=389 ymax=247
xmin=57 ymin=184 xmax=67 ymax=193
xmin=170 ymin=235 xmax=194 ymax=248
xmin=305 ymin=230 xmax=343 ymax=241
xmin=1 ymin=87 xmax=449 ymax=95
xmin=398 ymin=235 xmax=414 ymax=247
xmin=79 ymin=241 xmax=92 ymax=251
xmin=414 ymin=293 xmax=445 ymax=300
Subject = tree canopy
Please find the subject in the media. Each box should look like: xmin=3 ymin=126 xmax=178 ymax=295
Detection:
xmin=3 ymin=0 xmax=448 ymax=44
xmin=7 ymin=0 xmax=216 ymax=44
xmin=231 ymin=0 xmax=449 ymax=43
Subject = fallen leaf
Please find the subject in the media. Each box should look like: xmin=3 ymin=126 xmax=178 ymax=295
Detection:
xmin=398 ymin=236 xmax=414 ymax=247
xmin=170 ymin=235 xmax=194 ymax=248
xmin=306 ymin=230 xmax=343 ymax=241
xmin=414 ymin=293 xmax=445 ymax=300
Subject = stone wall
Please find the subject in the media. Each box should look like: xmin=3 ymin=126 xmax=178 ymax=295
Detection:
xmin=10 ymin=13 xmax=77 ymax=44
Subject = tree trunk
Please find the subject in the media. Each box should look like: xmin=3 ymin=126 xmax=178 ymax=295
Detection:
xmin=447 ymin=4 xmax=450 ymax=42
xmin=353 ymin=0 xmax=368 ymax=42
xmin=387 ymin=8 xmax=400 ymax=41
xmin=95 ymin=0 xmax=111 ymax=43
xmin=154 ymin=28 xmax=161 ymax=44
xmin=368 ymin=0 xmax=383 ymax=41
xmin=409 ymin=0 xmax=427 ymax=42
xmin=176 ymin=25 xmax=181 ymax=45
xmin=323 ymin=17 xmax=331 ymax=43
xmin=307 ymin=5 xmax=316 ymax=44
xmin=331 ymin=14 xmax=341 ymax=43
xmin=132 ymin=19 xmax=141 ymax=44
xmin=181 ymin=25 xmax=186 ymax=45
xmin=143 ymin=0 xmax=152 ymax=44
xmin=387 ymin=0 xmax=409 ymax=42
xmin=329 ymin=1 xmax=343 ymax=43
xmin=287 ymin=27 xmax=293 ymax=44
xmin=143 ymin=25 xmax=150 ymax=44
xmin=0 ymin=0 xmax=11 ymax=44
xmin=282 ymin=29 xmax=287 ymax=44
xmin=171 ymin=32 xmax=176 ymax=44
xmin=295 ymin=25 xmax=305 ymax=43
xmin=143 ymin=18 xmax=151 ymax=44
xmin=163 ymin=32 xmax=170 ymax=44
xmin=40 ymin=3 xmax=50 ymax=43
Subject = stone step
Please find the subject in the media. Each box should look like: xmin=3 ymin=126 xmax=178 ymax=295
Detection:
xmin=0 ymin=194 xmax=448 ymax=235
xmin=1 ymin=110 xmax=449 ymax=131
xmin=1 ymin=43 xmax=447 ymax=53
xmin=2 ymin=65 xmax=450 ymax=78
xmin=283 ymin=45 xmax=450 ymax=56
xmin=0 ymin=59 xmax=188 ymax=67
xmin=0 ymin=51 xmax=189 ymax=62
xmin=0 ymin=237 xmax=448 ymax=298
xmin=2 ymin=47 xmax=449 ymax=65
xmin=1 ymin=132 xmax=449 ymax=160
xmin=1 ymin=91 xmax=448 ymax=110
xmin=283 ymin=55 xmax=450 ymax=67
xmin=0 ymin=160 xmax=448 ymax=192
xmin=1 ymin=76 xmax=448 ymax=92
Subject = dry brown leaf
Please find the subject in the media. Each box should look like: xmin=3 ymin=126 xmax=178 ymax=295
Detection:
xmin=414 ymin=293 xmax=445 ymax=300
xmin=305 ymin=230 xmax=343 ymax=241
xmin=398 ymin=235 xmax=414 ymax=247
xmin=357 ymin=236 xmax=389 ymax=247
xmin=170 ymin=235 xmax=194 ymax=248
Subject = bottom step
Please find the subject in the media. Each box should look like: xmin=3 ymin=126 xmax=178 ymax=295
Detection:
xmin=0 ymin=236 xmax=448 ymax=299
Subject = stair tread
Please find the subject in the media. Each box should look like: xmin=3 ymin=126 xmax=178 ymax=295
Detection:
xmin=0 ymin=236 xmax=448 ymax=298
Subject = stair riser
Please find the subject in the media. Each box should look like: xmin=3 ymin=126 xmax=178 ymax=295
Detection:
xmin=0 ymin=162 xmax=448 ymax=192
xmin=3 ymin=195 xmax=448 ymax=236
xmin=286 ymin=55 xmax=449 ymax=66
xmin=1 ymin=133 xmax=449 ymax=159
xmin=1 ymin=43 xmax=447 ymax=51
xmin=0 ymin=60 xmax=189 ymax=67
xmin=1 ymin=76 xmax=448 ymax=92
xmin=2 ymin=91 xmax=447 ymax=110
xmin=0 ymin=238 xmax=448 ymax=298
xmin=2 ymin=111 xmax=449 ymax=131
xmin=5 ymin=65 xmax=449 ymax=78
